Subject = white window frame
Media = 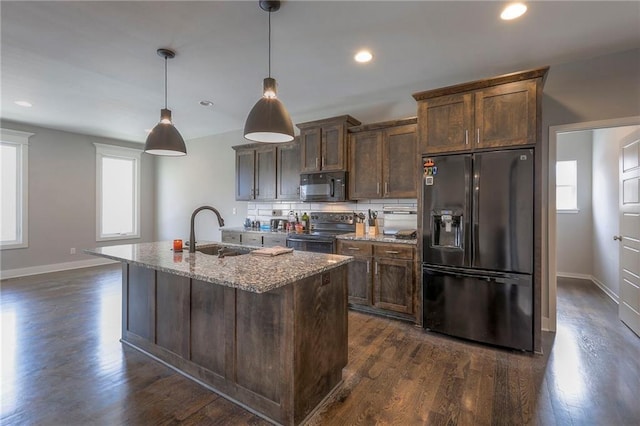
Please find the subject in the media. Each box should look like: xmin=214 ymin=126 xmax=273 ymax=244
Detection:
xmin=1 ymin=129 xmax=33 ymax=249
xmin=556 ymin=160 xmax=579 ymax=213
xmin=94 ymin=143 xmax=142 ymax=241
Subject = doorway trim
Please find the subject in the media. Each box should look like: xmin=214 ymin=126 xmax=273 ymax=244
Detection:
xmin=547 ymin=115 xmax=640 ymax=332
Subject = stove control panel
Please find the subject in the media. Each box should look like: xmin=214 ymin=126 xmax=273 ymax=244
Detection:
xmin=310 ymin=212 xmax=355 ymax=225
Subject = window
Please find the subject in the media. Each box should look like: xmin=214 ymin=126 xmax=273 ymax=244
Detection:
xmin=1 ymin=129 xmax=32 ymax=249
xmin=95 ymin=143 xmax=141 ymax=241
xmin=556 ymin=160 xmax=578 ymax=211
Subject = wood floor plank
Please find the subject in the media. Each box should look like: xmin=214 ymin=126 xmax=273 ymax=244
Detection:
xmin=2 ymin=268 xmax=639 ymax=425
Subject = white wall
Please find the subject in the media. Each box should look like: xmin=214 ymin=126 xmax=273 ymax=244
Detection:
xmin=592 ymin=125 xmax=640 ymax=299
xmin=0 ymin=120 xmax=156 ymax=275
xmin=155 ymin=129 xmax=247 ymax=243
xmin=556 ymin=131 xmax=593 ymax=277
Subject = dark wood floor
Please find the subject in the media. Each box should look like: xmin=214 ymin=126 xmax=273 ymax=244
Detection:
xmin=1 ymin=268 xmax=638 ymax=425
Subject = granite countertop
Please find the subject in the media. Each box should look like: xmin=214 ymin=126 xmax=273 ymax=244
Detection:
xmin=85 ymin=241 xmax=352 ymax=294
xmin=336 ymin=233 xmax=418 ymax=245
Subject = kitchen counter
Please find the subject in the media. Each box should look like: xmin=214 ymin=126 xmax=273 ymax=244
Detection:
xmin=85 ymin=241 xmax=351 ymax=293
xmin=86 ymin=241 xmax=350 ymax=425
xmin=336 ymin=232 xmax=417 ymax=245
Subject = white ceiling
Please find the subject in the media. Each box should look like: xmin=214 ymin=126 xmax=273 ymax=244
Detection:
xmin=2 ymin=1 xmax=639 ymax=143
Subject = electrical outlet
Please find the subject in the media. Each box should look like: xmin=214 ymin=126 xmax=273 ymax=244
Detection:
xmin=272 ymin=209 xmax=283 ymax=216
xmin=232 ymin=208 xmax=237 ymax=214
xmin=70 ymin=248 xmax=76 ymax=255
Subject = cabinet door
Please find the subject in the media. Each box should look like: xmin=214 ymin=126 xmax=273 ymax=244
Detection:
xmin=349 ymin=131 xmax=382 ymax=199
xmin=300 ymin=127 xmax=322 ymax=172
xmin=418 ymin=93 xmax=473 ymax=155
xmin=255 ymin=146 xmax=276 ymax=200
xmin=382 ymin=124 xmax=417 ymax=198
xmin=475 ymin=80 xmax=537 ymax=149
xmin=373 ymin=258 xmax=414 ymax=314
xmin=236 ymin=149 xmax=255 ymax=201
xmin=321 ymin=123 xmax=346 ymax=171
xmin=346 ymin=257 xmax=372 ymax=305
xmin=277 ymin=141 xmax=300 ymax=200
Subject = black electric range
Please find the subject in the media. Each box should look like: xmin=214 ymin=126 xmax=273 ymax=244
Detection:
xmin=286 ymin=212 xmax=355 ymax=253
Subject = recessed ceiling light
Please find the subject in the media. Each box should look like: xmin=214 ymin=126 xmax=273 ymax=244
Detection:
xmin=199 ymin=100 xmax=214 ymax=107
xmin=14 ymin=100 xmax=33 ymax=107
xmin=354 ymin=50 xmax=373 ymax=63
xmin=501 ymin=3 xmax=527 ymax=20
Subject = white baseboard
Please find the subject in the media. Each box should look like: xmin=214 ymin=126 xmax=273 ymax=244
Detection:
xmin=557 ymin=272 xmax=592 ymax=280
xmin=0 ymin=258 xmax=117 ymax=280
xmin=557 ymin=272 xmax=619 ymax=304
xmin=591 ymin=276 xmax=619 ymax=304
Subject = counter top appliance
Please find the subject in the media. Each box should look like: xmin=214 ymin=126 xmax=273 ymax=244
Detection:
xmin=286 ymin=211 xmax=355 ymax=253
xmin=422 ymin=149 xmax=534 ymax=351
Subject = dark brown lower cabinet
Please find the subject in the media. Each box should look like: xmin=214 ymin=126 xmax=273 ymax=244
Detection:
xmin=121 ymin=263 xmax=348 ymax=426
xmin=337 ymin=240 xmax=416 ymax=322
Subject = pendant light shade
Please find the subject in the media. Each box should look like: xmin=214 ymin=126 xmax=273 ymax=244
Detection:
xmin=144 ymin=48 xmax=187 ymax=156
xmin=244 ymin=1 xmax=294 ymax=143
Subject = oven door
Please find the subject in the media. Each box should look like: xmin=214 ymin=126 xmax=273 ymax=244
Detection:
xmin=286 ymin=237 xmax=335 ymax=254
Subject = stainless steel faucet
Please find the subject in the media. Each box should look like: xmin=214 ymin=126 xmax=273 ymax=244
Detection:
xmin=189 ymin=206 xmax=225 ymax=253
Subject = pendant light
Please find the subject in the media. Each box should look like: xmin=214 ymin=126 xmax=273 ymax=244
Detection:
xmin=244 ymin=0 xmax=294 ymax=143
xmin=144 ymin=48 xmax=187 ymax=156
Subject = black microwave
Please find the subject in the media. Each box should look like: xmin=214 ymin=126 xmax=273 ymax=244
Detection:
xmin=299 ymin=171 xmax=347 ymax=202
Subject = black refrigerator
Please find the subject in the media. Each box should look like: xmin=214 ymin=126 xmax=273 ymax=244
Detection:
xmin=422 ymin=149 xmax=534 ymax=351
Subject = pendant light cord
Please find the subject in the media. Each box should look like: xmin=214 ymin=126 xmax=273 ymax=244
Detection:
xmin=268 ymin=8 xmax=271 ymax=78
xmin=164 ymin=55 xmax=168 ymax=109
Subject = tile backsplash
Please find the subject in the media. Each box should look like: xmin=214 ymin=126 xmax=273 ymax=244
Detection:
xmin=246 ymin=199 xmax=418 ymax=228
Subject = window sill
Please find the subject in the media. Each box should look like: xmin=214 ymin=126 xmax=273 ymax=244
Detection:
xmin=1 ymin=242 xmax=28 ymax=250
xmin=557 ymin=209 xmax=580 ymax=214
xmin=97 ymin=234 xmax=141 ymax=242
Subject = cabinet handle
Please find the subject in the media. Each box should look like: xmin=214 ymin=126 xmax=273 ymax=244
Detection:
xmin=375 ymin=262 xmax=379 ymax=275
xmin=385 ymin=182 xmax=389 ymax=194
xmin=476 ymin=128 xmax=480 ymax=144
xmin=385 ymin=250 xmax=400 ymax=254
xmin=347 ymin=247 xmax=361 ymax=251
xmin=296 ymin=186 xmax=300 ymax=194
xmin=377 ymin=182 xmax=380 ymax=194
xmin=256 ymin=188 xmax=259 ymax=196
xmin=465 ymin=130 xmax=469 ymax=145
xmin=322 ymin=157 xmax=325 ymax=168
xmin=366 ymin=261 xmax=370 ymax=273
xmin=316 ymin=157 xmax=319 ymax=168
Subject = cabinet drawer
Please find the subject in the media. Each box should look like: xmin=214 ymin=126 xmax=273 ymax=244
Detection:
xmin=373 ymin=244 xmax=414 ymax=260
xmin=241 ymin=233 xmax=263 ymax=246
xmin=337 ymin=240 xmax=373 ymax=256
xmin=221 ymin=231 xmax=241 ymax=244
xmin=262 ymin=234 xmax=287 ymax=247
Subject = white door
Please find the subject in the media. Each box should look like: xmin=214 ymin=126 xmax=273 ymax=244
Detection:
xmin=619 ymin=129 xmax=640 ymax=337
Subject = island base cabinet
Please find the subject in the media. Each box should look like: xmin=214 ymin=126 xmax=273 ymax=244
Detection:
xmin=121 ymin=263 xmax=348 ymax=426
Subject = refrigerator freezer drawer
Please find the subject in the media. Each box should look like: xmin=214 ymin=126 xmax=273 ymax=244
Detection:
xmin=422 ymin=266 xmax=533 ymax=351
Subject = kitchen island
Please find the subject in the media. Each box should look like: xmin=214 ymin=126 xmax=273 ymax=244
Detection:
xmin=86 ymin=242 xmax=352 ymax=426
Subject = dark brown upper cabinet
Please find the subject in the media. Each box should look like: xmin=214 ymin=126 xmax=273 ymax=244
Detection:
xmin=233 ymin=139 xmax=300 ymax=201
xmin=233 ymin=144 xmax=276 ymax=201
xmin=348 ymin=118 xmax=418 ymax=200
xmin=276 ymin=139 xmax=301 ymax=200
xmin=413 ymin=67 xmax=548 ymax=155
xmin=297 ymin=115 xmax=361 ymax=172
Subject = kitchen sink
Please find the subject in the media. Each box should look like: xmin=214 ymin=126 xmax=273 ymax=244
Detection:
xmin=196 ymin=245 xmax=251 ymax=257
